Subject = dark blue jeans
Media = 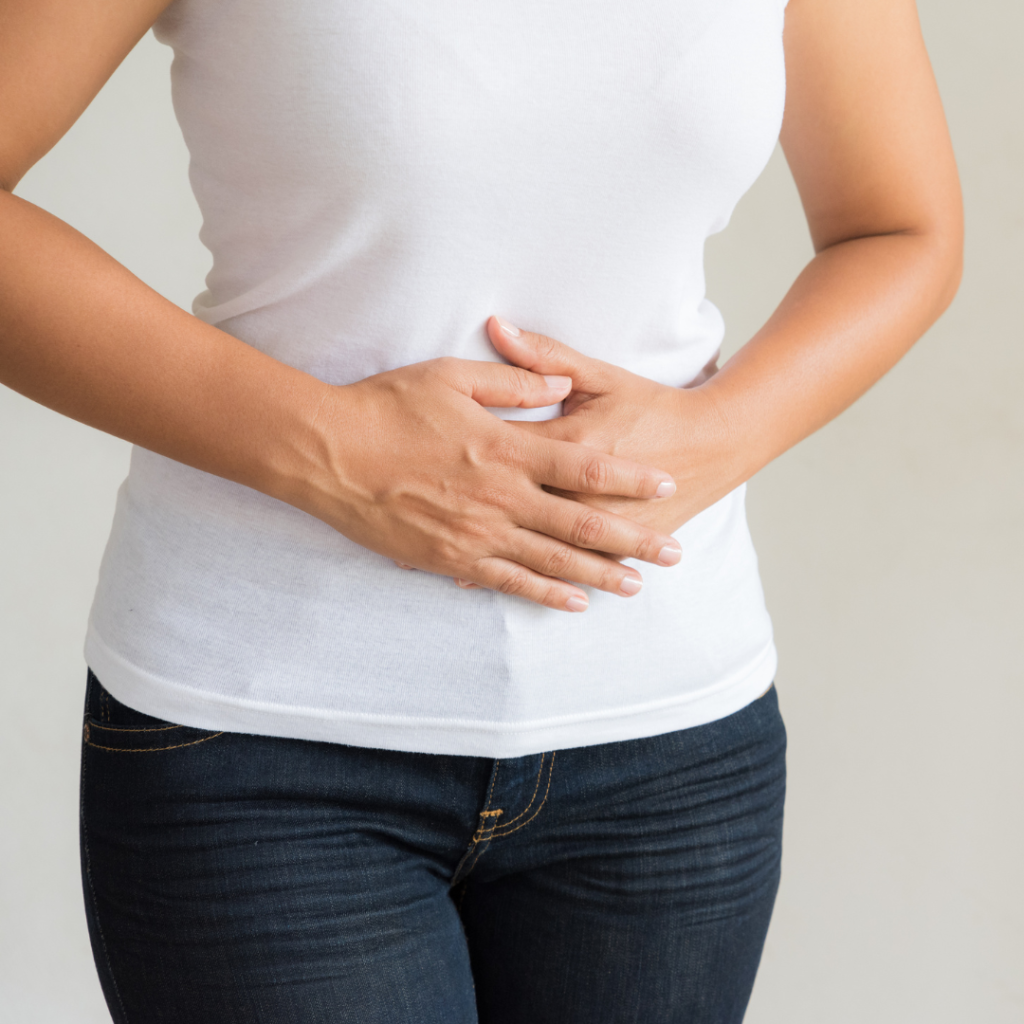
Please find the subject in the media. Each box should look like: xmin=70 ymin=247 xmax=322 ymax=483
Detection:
xmin=80 ymin=671 xmax=786 ymax=1024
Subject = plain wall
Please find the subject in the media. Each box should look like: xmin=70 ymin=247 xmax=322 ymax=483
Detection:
xmin=1 ymin=1 xmax=1021 ymax=1020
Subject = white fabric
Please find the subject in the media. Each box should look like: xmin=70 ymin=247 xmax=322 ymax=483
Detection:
xmin=86 ymin=0 xmax=786 ymax=757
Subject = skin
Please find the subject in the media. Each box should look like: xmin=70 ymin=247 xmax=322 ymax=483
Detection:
xmin=0 ymin=0 xmax=962 ymax=611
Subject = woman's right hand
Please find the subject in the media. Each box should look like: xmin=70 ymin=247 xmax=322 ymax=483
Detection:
xmin=301 ymin=357 xmax=683 ymax=612
xmin=0 ymin=0 xmax=679 ymax=616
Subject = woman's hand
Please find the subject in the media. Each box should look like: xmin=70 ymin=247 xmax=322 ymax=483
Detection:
xmin=307 ymin=356 xmax=684 ymax=611
xmin=482 ymin=318 xmax=749 ymax=543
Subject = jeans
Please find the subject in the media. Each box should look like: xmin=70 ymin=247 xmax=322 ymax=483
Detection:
xmin=80 ymin=671 xmax=786 ymax=1024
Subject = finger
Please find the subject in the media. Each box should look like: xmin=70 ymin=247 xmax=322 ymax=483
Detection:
xmin=505 ymin=418 xmax=575 ymax=442
xmin=487 ymin=316 xmax=611 ymax=394
xmin=531 ymin=436 xmax=677 ymax=499
xmin=454 ymin=578 xmax=480 ymax=589
xmin=503 ymin=529 xmax=645 ymax=598
xmin=438 ymin=357 xmax=572 ymax=408
xmin=462 ymin=557 xmax=591 ymax=612
xmin=524 ymin=493 xmax=682 ymax=567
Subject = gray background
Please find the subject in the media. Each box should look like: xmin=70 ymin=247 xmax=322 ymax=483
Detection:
xmin=1 ymin=1 xmax=1021 ymax=1019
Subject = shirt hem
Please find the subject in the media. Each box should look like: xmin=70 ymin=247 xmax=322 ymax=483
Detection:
xmin=84 ymin=626 xmax=778 ymax=758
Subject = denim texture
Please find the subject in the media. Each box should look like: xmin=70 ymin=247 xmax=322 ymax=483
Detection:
xmin=80 ymin=671 xmax=786 ymax=1024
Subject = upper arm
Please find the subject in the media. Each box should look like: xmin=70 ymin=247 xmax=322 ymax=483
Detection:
xmin=780 ymin=0 xmax=963 ymax=257
xmin=0 ymin=0 xmax=173 ymax=191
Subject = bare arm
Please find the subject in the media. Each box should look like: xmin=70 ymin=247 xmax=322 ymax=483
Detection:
xmin=490 ymin=0 xmax=963 ymax=538
xmin=0 ymin=0 xmax=686 ymax=612
xmin=709 ymin=0 xmax=962 ymax=471
xmin=0 ymin=0 xmax=349 ymax=507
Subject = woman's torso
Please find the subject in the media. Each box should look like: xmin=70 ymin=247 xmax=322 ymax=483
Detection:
xmin=86 ymin=0 xmax=786 ymax=755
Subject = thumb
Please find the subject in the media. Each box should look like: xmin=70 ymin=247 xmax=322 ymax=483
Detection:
xmin=487 ymin=316 xmax=610 ymax=394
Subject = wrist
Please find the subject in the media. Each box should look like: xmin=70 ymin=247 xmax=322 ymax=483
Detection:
xmin=259 ymin=375 xmax=357 ymax=524
xmin=684 ymin=374 xmax=766 ymax=490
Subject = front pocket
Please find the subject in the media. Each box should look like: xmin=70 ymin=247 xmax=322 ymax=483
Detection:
xmin=83 ymin=716 xmax=224 ymax=753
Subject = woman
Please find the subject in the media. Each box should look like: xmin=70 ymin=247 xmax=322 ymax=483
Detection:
xmin=0 ymin=0 xmax=961 ymax=1020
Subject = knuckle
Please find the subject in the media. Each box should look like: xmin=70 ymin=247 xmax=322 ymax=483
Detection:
xmin=487 ymin=431 xmax=525 ymax=470
xmin=540 ymin=544 xmax=576 ymax=579
xmin=639 ymin=531 xmax=663 ymax=560
xmin=596 ymin=562 xmax=624 ymax=592
xmin=580 ymin=455 xmax=610 ymax=492
xmin=506 ymin=369 xmax=532 ymax=397
xmin=425 ymin=357 xmax=460 ymax=389
xmin=626 ymin=468 xmax=647 ymax=495
xmin=458 ymin=516 xmax=491 ymax=544
xmin=430 ymin=538 xmax=462 ymax=567
xmin=496 ymin=566 xmax=532 ymax=596
xmin=537 ymin=334 xmax=561 ymax=362
xmin=572 ymin=511 xmax=607 ymax=548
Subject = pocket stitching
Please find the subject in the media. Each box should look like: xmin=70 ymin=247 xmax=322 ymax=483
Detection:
xmin=490 ymin=751 xmax=556 ymax=837
xmin=84 ymin=729 xmax=224 ymax=753
xmin=86 ymin=721 xmax=183 ymax=734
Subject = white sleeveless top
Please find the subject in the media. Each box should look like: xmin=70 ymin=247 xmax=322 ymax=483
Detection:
xmin=85 ymin=0 xmax=786 ymax=756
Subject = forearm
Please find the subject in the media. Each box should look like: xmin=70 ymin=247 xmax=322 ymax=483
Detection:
xmin=0 ymin=188 xmax=331 ymax=510
xmin=703 ymin=227 xmax=962 ymax=482
xmin=1 ymin=190 xmax=687 ymax=609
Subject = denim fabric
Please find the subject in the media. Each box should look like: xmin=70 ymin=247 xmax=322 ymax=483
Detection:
xmin=80 ymin=671 xmax=786 ymax=1024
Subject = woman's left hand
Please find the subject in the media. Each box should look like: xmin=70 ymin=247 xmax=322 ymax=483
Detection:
xmin=483 ymin=315 xmax=749 ymax=548
xmin=396 ymin=316 xmax=751 ymax=584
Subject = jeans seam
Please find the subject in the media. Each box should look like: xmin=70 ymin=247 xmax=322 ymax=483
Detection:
xmin=483 ymin=760 xmax=500 ymax=809
xmin=451 ymin=759 xmax=502 ymax=885
xmin=81 ymin=724 xmax=131 ymax=1024
xmin=455 ymin=840 xmax=489 ymax=883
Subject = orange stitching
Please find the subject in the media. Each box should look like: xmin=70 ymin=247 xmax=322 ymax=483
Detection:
xmin=467 ymin=762 xmax=503 ymax=842
xmin=471 ymin=815 xmax=503 ymax=839
xmin=491 ymin=752 xmax=556 ymax=837
xmin=494 ymin=753 xmax=546 ymax=830
xmin=472 ymin=809 xmax=504 ymax=842
xmin=85 ymin=732 xmax=224 ymax=753
xmin=454 ymin=760 xmax=503 ymax=883
xmin=86 ymin=722 xmax=182 ymax=733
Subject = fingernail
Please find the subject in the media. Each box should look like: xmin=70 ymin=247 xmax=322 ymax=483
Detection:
xmin=655 ymin=480 xmax=676 ymax=498
xmin=565 ymin=594 xmax=589 ymax=612
xmin=495 ymin=316 xmax=521 ymax=338
xmin=657 ymin=544 xmax=682 ymax=566
xmin=455 ymin=578 xmax=474 ymax=588
xmin=396 ymin=562 xmax=414 ymax=569
xmin=619 ymin=575 xmax=643 ymax=596
xmin=544 ymin=375 xmax=572 ymax=391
